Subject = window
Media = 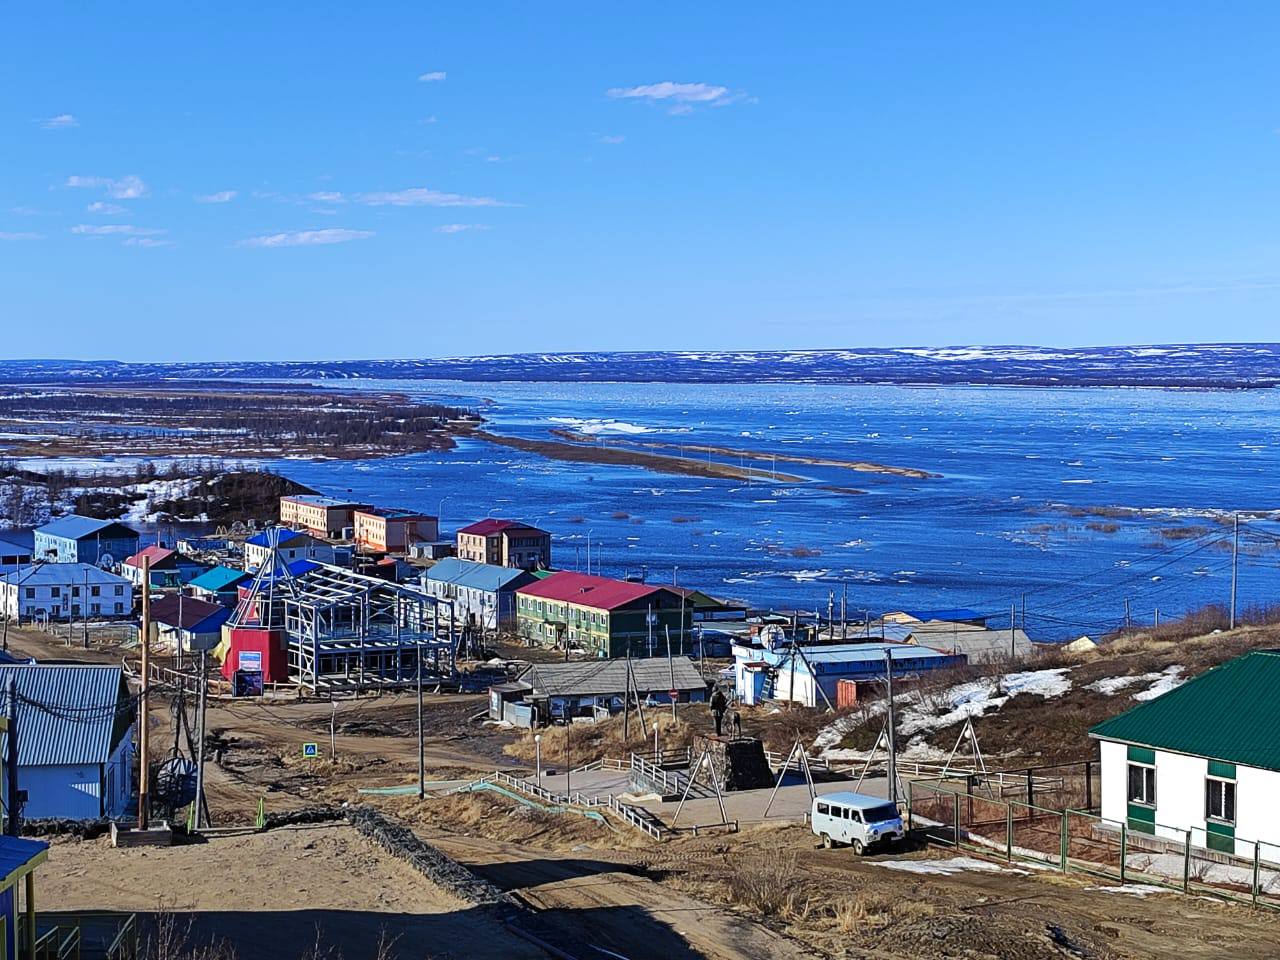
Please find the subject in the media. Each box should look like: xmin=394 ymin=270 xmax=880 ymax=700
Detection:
xmin=91 ymin=585 xmax=101 ymax=597
xmin=114 ymin=586 xmax=124 ymax=596
xmin=24 ymin=588 xmax=34 ymax=599
xmin=50 ymin=586 xmax=60 ymax=597
xmin=1127 ymin=763 xmax=1156 ymax=806
xmin=114 ymin=603 xmax=123 ymax=614
xmin=816 ymin=802 xmax=829 ymax=816
xmin=1206 ymin=778 xmax=1236 ymax=823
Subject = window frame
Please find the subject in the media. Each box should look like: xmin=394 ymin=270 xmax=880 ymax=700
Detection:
xmin=1127 ymin=761 xmax=1156 ymax=807
xmin=1205 ymin=776 xmax=1236 ymax=825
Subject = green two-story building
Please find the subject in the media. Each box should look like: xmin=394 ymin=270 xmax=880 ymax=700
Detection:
xmin=514 ymin=571 xmax=694 ymax=658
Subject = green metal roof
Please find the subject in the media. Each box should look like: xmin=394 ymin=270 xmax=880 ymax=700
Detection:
xmin=1090 ymin=650 xmax=1280 ymax=772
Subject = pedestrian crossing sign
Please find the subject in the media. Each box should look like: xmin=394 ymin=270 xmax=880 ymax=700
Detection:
xmin=302 ymin=743 xmax=320 ymax=759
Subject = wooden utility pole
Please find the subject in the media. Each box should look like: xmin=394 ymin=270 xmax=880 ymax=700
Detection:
xmin=665 ymin=626 xmax=677 ymax=720
xmin=194 ymin=650 xmax=208 ymax=830
xmin=1010 ymin=602 xmax=1016 ymax=659
xmin=138 ymin=556 xmax=151 ymax=829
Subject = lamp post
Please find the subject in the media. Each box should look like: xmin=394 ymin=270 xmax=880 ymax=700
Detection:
xmin=653 ymin=720 xmax=660 ymax=761
xmin=586 ymin=529 xmax=594 ymax=576
xmin=534 ymin=734 xmax=542 ymax=780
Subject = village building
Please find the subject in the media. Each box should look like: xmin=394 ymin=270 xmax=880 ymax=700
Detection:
xmin=353 ymin=507 xmax=438 ymax=554
xmin=279 ymin=494 xmax=372 ymax=539
xmin=421 ymin=557 xmax=539 ymax=630
xmin=669 ymin=586 xmax=749 ymax=623
xmin=242 ymin=528 xmax=343 ymax=571
xmin=149 ymin=593 xmax=233 ymax=653
xmin=514 ymin=571 xmax=693 ymax=658
xmin=0 ymin=834 xmax=49 ymax=958
xmin=883 ymin=607 xmax=991 ymax=628
xmin=187 ymin=564 xmax=251 ymax=606
xmin=456 ymin=519 xmax=551 ymax=570
xmin=0 ymin=663 xmax=133 ymax=820
xmin=121 ymin=544 xmax=208 ymax=591
xmin=489 ymin=656 xmax=708 ymax=725
xmin=733 ymin=638 xmax=965 ymax=708
xmin=0 ymin=532 xmax=32 ymax=570
xmin=901 ymin=621 xmax=1034 ymax=661
xmin=32 ymin=516 xmax=139 ymax=567
xmin=0 ymin=564 xmax=133 ymax=622
xmin=1091 ymin=650 xmax=1280 ymax=856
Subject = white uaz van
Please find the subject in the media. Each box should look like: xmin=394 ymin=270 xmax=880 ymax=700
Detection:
xmin=811 ymin=791 xmax=905 ymax=854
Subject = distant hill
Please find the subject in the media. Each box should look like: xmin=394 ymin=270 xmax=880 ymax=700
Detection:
xmin=1 ymin=344 xmax=1278 ymax=388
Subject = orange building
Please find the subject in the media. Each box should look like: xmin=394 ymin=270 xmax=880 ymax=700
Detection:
xmin=353 ymin=508 xmax=439 ymax=554
xmin=279 ymin=495 xmax=371 ymax=539
xmin=456 ymin=519 xmax=551 ymax=570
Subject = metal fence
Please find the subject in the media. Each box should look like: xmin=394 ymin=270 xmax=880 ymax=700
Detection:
xmin=907 ymin=777 xmax=1280 ymax=909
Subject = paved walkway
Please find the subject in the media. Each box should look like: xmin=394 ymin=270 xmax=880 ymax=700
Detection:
xmin=640 ymin=773 xmax=893 ymax=828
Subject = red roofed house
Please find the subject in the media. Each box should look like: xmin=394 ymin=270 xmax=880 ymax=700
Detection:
xmin=121 ymin=545 xmax=208 ymax=591
xmin=514 ymin=571 xmax=693 ymax=658
xmin=456 ymin=519 xmax=551 ymax=570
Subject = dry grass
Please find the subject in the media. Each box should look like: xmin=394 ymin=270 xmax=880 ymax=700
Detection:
xmin=502 ymin=710 xmax=696 ymax=767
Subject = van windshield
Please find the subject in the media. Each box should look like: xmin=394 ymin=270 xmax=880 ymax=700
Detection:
xmin=861 ymin=803 xmax=900 ymax=823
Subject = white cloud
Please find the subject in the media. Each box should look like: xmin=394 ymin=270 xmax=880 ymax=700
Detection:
xmin=123 ymin=237 xmax=172 ymax=247
xmin=40 ymin=114 xmax=79 ymax=129
xmin=65 ymin=175 xmax=149 ymax=199
xmin=237 ymin=228 xmax=374 ymax=248
xmin=606 ymin=81 xmax=749 ymax=113
xmin=0 ymin=231 xmax=42 ymax=241
xmin=356 ymin=187 xmax=505 ymax=207
xmin=421 ymin=115 xmax=438 ymax=125
xmin=418 ymin=71 xmax=446 ymax=82
xmin=598 ymin=134 xmax=626 ymax=144
xmin=307 ymin=191 xmax=345 ymax=203
xmin=70 ymin=224 xmax=166 ymax=236
xmin=87 ymin=202 xmax=127 ymax=215
xmin=435 ymin=223 xmax=489 ymax=234
xmin=196 ymin=190 xmax=237 ymax=204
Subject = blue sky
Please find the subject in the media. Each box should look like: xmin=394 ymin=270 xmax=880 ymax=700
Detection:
xmin=4 ymin=3 xmax=1280 ymax=361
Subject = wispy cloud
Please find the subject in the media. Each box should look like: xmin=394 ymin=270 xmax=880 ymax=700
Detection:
xmin=65 ymin=175 xmax=149 ymax=200
xmin=356 ymin=187 xmax=506 ymax=207
xmin=196 ymin=190 xmax=237 ymax=204
xmin=87 ymin=201 xmax=127 ymax=215
xmin=237 ymin=228 xmax=374 ymax=248
xmin=123 ymin=237 xmax=172 ymax=248
xmin=418 ymin=71 xmax=446 ymax=82
xmin=71 ymin=224 xmax=166 ymax=237
xmin=607 ymin=81 xmax=750 ymax=114
xmin=307 ymin=191 xmax=345 ymax=203
xmin=40 ymin=113 xmax=79 ymax=129
xmin=598 ymin=134 xmax=626 ymax=144
xmin=0 ymin=231 xmax=43 ymax=241
xmin=435 ymin=223 xmax=489 ymax=234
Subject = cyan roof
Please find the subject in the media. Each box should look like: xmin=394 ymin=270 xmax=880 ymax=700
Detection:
xmin=188 ymin=565 xmax=250 ymax=593
xmin=426 ymin=557 xmax=537 ymax=592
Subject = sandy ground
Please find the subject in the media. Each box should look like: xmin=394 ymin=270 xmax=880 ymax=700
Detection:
xmin=40 ymin=824 xmax=545 ymax=960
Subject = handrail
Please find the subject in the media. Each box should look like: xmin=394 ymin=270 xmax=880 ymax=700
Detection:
xmin=106 ymin=913 xmax=138 ymax=959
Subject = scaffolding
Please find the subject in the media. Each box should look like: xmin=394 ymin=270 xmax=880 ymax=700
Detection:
xmin=280 ymin=564 xmax=459 ymax=693
xmin=225 ymin=529 xmax=461 ymax=694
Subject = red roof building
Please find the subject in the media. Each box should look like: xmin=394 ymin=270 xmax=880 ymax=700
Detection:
xmin=514 ymin=572 xmax=692 ymax=658
xmin=456 ymin=519 xmax=550 ymax=570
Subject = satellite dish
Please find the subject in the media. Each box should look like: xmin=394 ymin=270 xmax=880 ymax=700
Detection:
xmin=155 ymin=756 xmax=197 ymax=809
xmin=97 ymin=553 xmax=115 ymax=569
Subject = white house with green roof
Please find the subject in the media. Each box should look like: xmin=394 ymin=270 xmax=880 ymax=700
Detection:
xmin=1090 ymin=650 xmax=1280 ymax=857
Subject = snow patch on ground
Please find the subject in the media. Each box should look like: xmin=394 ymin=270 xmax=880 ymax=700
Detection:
xmin=1087 ymin=884 xmax=1172 ymax=898
xmin=1132 ymin=666 xmax=1185 ymax=701
xmin=874 ymin=856 xmax=1025 ymax=876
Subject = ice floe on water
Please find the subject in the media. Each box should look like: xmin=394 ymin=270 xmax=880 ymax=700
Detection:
xmin=549 ymin=416 xmax=662 ymax=435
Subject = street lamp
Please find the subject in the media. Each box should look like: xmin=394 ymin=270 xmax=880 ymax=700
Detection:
xmin=586 ymin=529 xmax=594 ymax=575
xmin=534 ymin=733 xmax=542 ymax=780
xmin=653 ymin=720 xmax=660 ymax=760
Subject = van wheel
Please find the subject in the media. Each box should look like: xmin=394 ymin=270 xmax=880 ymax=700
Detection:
xmin=821 ymin=833 xmax=834 ymax=849
xmin=851 ymin=839 xmax=864 ymax=856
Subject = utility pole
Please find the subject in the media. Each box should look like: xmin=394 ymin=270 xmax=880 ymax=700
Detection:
xmin=665 ymin=626 xmax=677 ymax=720
xmin=1124 ymin=597 xmax=1131 ymax=633
xmin=138 ymin=556 xmax=151 ymax=830
xmin=884 ymin=649 xmax=898 ymax=806
xmin=5 ymin=677 xmax=19 ymax=836
xmin=1230 ymin=513 xmax=1240 ymax=630
xmin=330 ymin=701 xmax=337 ymax=762
xmin=1154 ymin=607 xmax=1160 ymax=631
xmin=416 ymin=640 xmax=425 ymax=799
xmin=622 ymin=646 xmax=631 ymax=742
xmin=1010 ymin=602 xmax=1016 ymax=659
xmin=82 ymin=567 xmax=89 ymax=649
xmin=194 ymin=649 xmax=208 ymax=830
